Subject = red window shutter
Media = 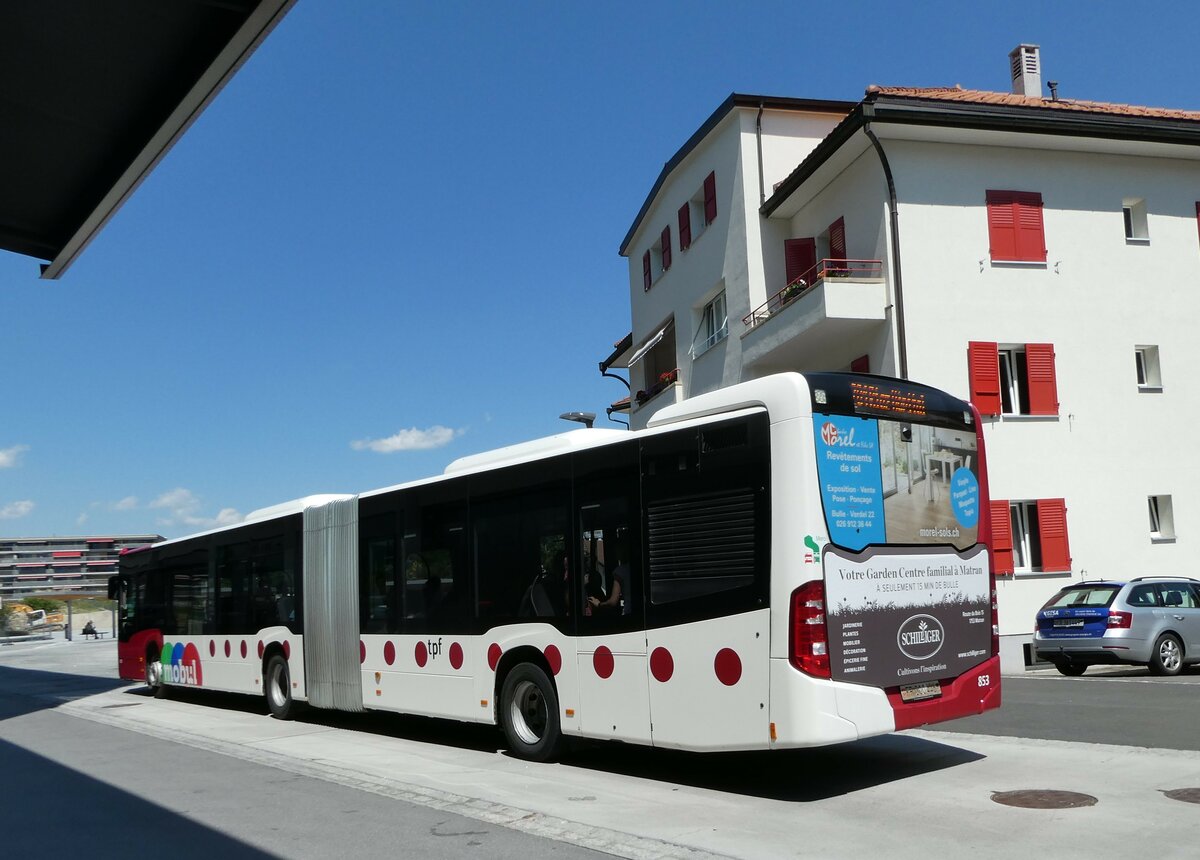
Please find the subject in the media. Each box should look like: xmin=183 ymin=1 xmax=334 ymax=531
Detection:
xmin=986 ymin=190 xmax=1018 ymax=260
xmin=967 ymin=341 xmax=1001 ymax=416
xmin=678 ymin=202 xmax=692 ymax=250
xmin=1015 ymin=192 xmax=1046 ymax=262
xmin=850 ymin=355 xmax=869 ymax=373
xmin=1037 ymin=498 xmax=1072 ymax=573
xmin=784 ymin=237 xmax=816 ymax=287
xmin=642 ymin=251 xmax=651 ymax=291
xmin=990 ymin=501 xmax=1014 ymax=575
xmin=828 ymin=217 xmax=847 ymax=262
xmin=987 ymin=190 xmax=1045 ymax=262
xmin=1195 ymin=202 xmax=1199 ymax=248
xmin=1025 ymin=343 xmax=1058 ymax=415
xmin=661 ymin=226 xmax=671 ymax=271
xmin=703 ymin=172 xmax=717 ymax=224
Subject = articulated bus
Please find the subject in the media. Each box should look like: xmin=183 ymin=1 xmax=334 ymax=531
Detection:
xmin=111 ymin=372 xmax=1000 ymax=760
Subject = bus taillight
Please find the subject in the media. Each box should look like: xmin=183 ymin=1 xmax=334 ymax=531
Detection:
xmin=790 ymin=580 xmax=830 ymax=678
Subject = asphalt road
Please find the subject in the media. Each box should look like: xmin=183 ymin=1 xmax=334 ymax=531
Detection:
xmin=2 ymin=639 xmax=1197 ymax=859
xmin=926 ymin=665 xmax=1200 ymax=750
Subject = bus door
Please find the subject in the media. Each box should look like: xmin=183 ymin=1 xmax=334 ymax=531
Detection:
xmin=573 ymin=446 xmax=652 ymax=744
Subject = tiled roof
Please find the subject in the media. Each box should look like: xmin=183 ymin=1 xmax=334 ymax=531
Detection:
xmin=866 ymin=85 xmax=1200 ymax=123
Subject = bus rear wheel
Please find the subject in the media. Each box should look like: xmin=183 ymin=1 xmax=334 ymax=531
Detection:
xmin=499 ymin=663 xmax=562 ymax=762
xmin=264 ymin=654 xmax=297 ymax=719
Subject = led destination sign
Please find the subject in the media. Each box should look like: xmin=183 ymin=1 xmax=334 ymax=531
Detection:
xmin=849 ymin=381 xmax=928 ymax=419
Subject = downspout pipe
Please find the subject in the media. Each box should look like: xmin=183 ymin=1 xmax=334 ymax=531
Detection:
xmin=756 ymin=102 xmax=766 ymax=205
xmin=862 ymin=116 xmax=909 ymax=379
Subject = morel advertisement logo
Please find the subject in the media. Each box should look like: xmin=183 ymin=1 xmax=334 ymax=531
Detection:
xmin=897 ymin=614 xmax=945 ymax=660
xmin=160 ymin=641 xmax=203 ymax=686
xmin=820 ymin=421 xmax=840 ymax=446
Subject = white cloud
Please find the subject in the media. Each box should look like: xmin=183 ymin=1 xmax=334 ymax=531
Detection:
xmin=76 ymin=512 xmax=89 ymax=526
xmin=0 ymin=500 xmax=35 ymax=520
xmin=0 ymin=445 xmax=29 ymax=469
xmin=150 ymin=487 xmax=242 ymax=529
xmin=113 ymin=496 xmax=139 ymax=511
xmin=351 ymin=425 xmax=462 ymax=453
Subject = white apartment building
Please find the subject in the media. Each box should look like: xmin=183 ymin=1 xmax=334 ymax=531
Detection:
xmin=604 ymin=46 xmax=1200 ymax=670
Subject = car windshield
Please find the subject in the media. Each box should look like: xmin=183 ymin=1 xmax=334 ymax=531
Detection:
xmin=1043 ymin=586 xmax=1120 ymax=609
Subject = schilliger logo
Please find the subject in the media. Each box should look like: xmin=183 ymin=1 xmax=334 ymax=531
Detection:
xmin=160 ymin=641 xmax=203 ymax=686
xmin=897 ymin=615 xmax=945 ymax=660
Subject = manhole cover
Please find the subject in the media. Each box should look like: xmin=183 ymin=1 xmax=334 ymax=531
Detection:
xmin=1163 ymin=788 xmax=1200 ymax=804
xmin=991 ymin=790 xmax=1098 ymax=809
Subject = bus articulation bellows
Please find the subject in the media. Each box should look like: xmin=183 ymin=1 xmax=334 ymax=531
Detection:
xmin=111 ymin=372 xmax=1000 ymax=760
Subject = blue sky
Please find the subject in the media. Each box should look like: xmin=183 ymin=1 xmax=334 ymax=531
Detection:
xmin=3 ymin=2 xmax=1198 ymax=538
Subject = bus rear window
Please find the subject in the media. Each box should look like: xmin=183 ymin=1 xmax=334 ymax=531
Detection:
xmin=812 ymin=414 xmax=980 ymax=552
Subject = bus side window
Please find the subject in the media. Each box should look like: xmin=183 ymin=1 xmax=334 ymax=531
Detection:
xmin=474 ymin=489 xmax=568 ymax=623
xmin=359 ymin=512 xmax=398 ymax=634
xmin=402 ymin=496 xmax=470 ymax=633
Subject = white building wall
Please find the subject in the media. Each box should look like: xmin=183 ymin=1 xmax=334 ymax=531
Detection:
xmin=887 ymin=139 xmax=1200 ymax=653
xmin=625 ymin=108 xmax=841 ymax=427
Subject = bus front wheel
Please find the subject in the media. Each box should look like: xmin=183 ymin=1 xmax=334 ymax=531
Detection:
xmin=499 ymin=663 xmax=563 ymax=762
xmin=145 ymin=649 xmax=168 ymax=698
xmin=264 ymin=654 xmax=296 ymax=719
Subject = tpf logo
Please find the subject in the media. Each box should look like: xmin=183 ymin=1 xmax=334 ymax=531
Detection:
xmin=897 ymin=614 xmax=945 ymax=660
xmin=821 ymin=422 xmax=839 ymax=445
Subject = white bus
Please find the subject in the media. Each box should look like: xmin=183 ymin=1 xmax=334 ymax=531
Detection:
xmin=112 ymin=372 xmax=999 ymax=760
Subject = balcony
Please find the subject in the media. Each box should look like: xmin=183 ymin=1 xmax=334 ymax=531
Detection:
xmin=741 ymin=259 xmax=887 ymax=370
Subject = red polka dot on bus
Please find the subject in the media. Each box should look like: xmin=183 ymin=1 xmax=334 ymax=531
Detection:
xmin=544 ymin=644 xmax=562 ymax=675
xmin=593 ymin=646 xmax=614 ymax=679
xmin=449 ymin=642 xmax=463 ymax=670
xmin=224 ymin=640 xmax=231 ymax=658
xmin=208 ymin=640 xmax=215 ymax=657
xmin=282 ymin=640 xmax=291 ymax=660
xmin=415 ymin=640 xmax=428 ymax=668
xmin=650 ymin=647 xmax=674 ymax=682
xmin=257 ymin=640 xmax=264 ymax=659
xmin=359 ymin=641 xmax=366 ymax=664
xmin=714 ymin=648 xmax=742 ymax=686
xmin=487 ymin=643 xmax=502 ymax=671
xmin=240 ymin=640 xmax=247 ymax=659
xmin=384 ymin=641 xmax=396 ymax=666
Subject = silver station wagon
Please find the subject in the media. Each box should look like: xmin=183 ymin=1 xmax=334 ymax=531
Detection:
xmin=1033 ymin=577 xmax=1200 ymax=676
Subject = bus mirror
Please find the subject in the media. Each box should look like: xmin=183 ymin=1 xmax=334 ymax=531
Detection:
xmin=899 ymin=423 xmax=912 ymax=443
xmin=107 ymin=575 xmax=119 ymax=600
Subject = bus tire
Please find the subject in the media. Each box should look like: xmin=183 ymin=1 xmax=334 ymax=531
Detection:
xmin=264 ymin=654 xmax=297 ymax=719
xmin=499 ymin=663 xmax=562 ymax=762
xmin=146 ymin=648 xmax=168 ymax=698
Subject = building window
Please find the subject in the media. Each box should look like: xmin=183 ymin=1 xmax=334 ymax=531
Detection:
xmin=678 ymin=202 xmax=692 ymax=251
xmin=660 ymin=225 xmax=672 ymax=273
xmin=1135 ymin=345 xmax=1162 ymax=390
xmin=1123 ymin=198 xmax=1149 ymax=242
xmin=990 ymin=498 xmax=1071 ymax=575
xmin=968 ymin=341 xmax=1058 ymax=417
xmin=683 ymin=171 xmax=718 ymax=248
xmin=632 ymin=322 xmax=678 ymax=407
xmin=693 ymin=292 xmax=728 ymax=357
xmin=986 ymin=190 xmax=1046 ymax=263
xmin=1149 ymin=495 xmax=1175 ymax=542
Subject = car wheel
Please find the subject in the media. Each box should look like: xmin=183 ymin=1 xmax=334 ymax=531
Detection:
xmin=499 ymin=663 xmax=563 ymax=762
xmin=1055 ymin=661 xmax=1087 ymax=677
xmin=264 ymin=654 xmax=296 ymax=719
xmin=146 ymin=648 xmax=169 ymax=698
xmin=1149 ymin=633 xmax=1183 ymax=676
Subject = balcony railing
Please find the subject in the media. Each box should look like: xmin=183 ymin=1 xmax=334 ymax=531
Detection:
xmin=743 ymin=259 xmax=883 ymax=329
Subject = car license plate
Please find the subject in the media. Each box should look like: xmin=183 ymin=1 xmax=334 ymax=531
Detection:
xmin=1053 ymin=619 xmax=1084 ymax=628
xmin=900 ymin=681 xmax=941 ymax=702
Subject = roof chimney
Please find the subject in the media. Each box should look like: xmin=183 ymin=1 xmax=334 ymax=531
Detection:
xmin=1009 ymin=44 xmax=1042 ymax=97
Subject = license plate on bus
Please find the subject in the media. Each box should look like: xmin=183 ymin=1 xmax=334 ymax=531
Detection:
xmin=900 ymin=681 xmax=942 ymax=702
